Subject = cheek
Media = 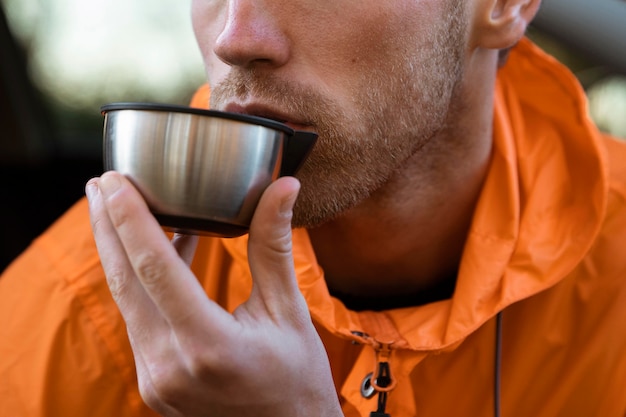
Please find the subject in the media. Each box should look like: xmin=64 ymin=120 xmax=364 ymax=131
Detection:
xmin=207 ymin=60 xmax=230 ymax=89
xmin=305 ymin=6 xmax=430 ymax=94
xmin=191 ymin=0 xmax=227 ymax=83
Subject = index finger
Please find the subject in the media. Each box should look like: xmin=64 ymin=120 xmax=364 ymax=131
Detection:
xmin=96 ymin=171 xmax=235 ymax=331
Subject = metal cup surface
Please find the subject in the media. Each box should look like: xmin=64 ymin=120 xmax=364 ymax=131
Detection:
xmin=102 ymin=105 xmax=289 ymax=237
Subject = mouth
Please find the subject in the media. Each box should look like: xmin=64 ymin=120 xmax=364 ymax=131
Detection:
xmin=224 ymin=103 xmax=313 ymax=132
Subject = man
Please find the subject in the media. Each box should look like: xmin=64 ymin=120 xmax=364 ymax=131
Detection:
xmin=1 ymin=0 xmax=625 ymax=415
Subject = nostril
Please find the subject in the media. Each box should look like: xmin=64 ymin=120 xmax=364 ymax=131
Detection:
xmin=213 ymin=9 xmax=290 ymax=68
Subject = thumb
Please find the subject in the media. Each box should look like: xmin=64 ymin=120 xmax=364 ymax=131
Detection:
xmin=247 ymin=176 xmax=303 ymax=315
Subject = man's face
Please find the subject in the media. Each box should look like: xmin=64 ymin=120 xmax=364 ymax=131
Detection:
xmin=192 ymin=0 xmax=468 ymax=228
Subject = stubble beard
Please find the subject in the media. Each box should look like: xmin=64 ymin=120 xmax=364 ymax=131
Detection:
xmin=210 ymin=1 xmax=466 ymax=229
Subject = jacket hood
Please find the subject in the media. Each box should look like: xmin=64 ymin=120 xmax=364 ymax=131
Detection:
xmin=220 ymin=37 xmax=608 ymax=353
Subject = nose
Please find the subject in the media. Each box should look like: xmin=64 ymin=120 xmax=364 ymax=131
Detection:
xmin=214 ymin=0 xmax=290 ymax=68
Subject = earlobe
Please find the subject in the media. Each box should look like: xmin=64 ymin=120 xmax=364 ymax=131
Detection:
xmin=472 ymin=0 xmax=542 ymax=50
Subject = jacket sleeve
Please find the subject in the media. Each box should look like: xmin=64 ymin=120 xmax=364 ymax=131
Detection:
xmin=0 ymin=199 xmax=157 ymax=417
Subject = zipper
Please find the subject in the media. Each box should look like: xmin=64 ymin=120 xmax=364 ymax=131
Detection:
xmin=349 ymin=311 xmax=504 ymax=417
xmin=351 ymin=331 xmax=397 ymax=417
xmin=369 ymin=340 xmax=395 ymax=417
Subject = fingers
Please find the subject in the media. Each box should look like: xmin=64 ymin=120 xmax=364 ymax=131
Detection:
xmin=85 ymin=176 xmax=161 ymax=325
xmin=88 ymin=170 xmax=307 ymax=352
xmin=246 ymin=176 xmax=308 ymax=321
xmin=87 ymin=172 xmax=233 ymax=332
xmin=87 ymin=173 xmax=335 ymax=417
xmin=171 ymin=233 xmax=199 ymax=265
xmin=129 ymin=332 xmax=187 ymax=417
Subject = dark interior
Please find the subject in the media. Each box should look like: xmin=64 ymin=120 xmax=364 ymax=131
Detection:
xmin=0 ymin=6 xmax=103 ymax=271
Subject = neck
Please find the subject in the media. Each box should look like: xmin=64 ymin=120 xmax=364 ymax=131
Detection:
xmin=307 ymin=49 xmax=497 ymax=306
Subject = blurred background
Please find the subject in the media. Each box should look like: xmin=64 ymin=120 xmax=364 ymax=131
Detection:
xmin=1 ymin=0 xmax=625 ymax=271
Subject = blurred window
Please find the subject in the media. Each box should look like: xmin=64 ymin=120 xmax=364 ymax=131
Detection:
xmin=1 ymin=0 xmax=624 ymax=158
xmin=1 ymin=0 xmax=205 ymax=158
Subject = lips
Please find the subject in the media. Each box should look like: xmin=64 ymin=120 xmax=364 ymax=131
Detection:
xmin=224 ymin=103 xmax=313 ymax=132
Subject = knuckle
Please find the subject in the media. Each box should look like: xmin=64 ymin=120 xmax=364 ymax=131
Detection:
xmin=186 ymin=340 xmax=246 ymax=384
xmin=186 ymin=358 xmax=213 ymax=381
xmin=89 ymin=214 xmax=106 ymax=237
xmin=251 ymin=228 xmax=293 ymax=261
xmin=106 ymin=191 xmax=134 ymax=229
xmin=150 ymin=382 xmax=180 ymax=408
xmin=133 ymin=250 xmax=168 ymax=288
xmin=145 ymin=360 xmax=187 ymax=407
xmin=186 ymin=346 xmax=228 ymax=380
xmin=270 ymin=229 xmax=293 ymax=255
xmin=137 ymin=378 xmax=161 ymax=411
xmin=104 ymin=264 xmax=132 ymax=302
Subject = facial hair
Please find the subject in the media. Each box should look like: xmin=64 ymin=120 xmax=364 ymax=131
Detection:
xmin=210 ymin=0 xmax=467 ymax=228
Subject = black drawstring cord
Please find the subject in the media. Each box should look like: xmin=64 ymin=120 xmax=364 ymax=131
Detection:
xmin=370 ymin=362 xmax=391 ymax=417
xmin=494 ymin=311 xmax=503 ymax=417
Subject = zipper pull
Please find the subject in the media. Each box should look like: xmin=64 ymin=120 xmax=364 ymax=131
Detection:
xmin=369 ymin=361 xmax=391 ymax=417
xmin=370 ymin=342 xmax=396 ymax=392
xmin=369 ymin=342 xmax=395 ymax=417
xmin=350 ymin=334 xmax=397 ymax=417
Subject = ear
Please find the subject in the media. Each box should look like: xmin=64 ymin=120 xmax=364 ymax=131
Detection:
xmin=471 ymin=0 xmax=542 ymax=50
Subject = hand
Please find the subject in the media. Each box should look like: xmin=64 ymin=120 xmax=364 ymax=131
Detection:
xmin=85 ymin=171 xmax=342 ymax=417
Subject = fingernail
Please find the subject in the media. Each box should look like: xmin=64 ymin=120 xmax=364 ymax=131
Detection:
xmin=99 ymin=172 xmax=121 ymax=197
xmin=279 ymin=181 xmax=301 ymax=216
xmin=85 ymin=179 xmax=99 ymax=201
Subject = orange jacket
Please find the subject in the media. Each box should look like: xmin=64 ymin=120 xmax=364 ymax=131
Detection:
xmin=1 ymin=38 xmax=626 ymax=417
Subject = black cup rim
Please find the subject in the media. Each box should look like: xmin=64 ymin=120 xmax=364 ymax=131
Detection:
xmin=100 ymin=102 xmax=294 ymax=135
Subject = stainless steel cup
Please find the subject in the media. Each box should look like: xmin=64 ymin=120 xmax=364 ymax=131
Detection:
xmin=101 ymin=103 xmax=317 ymax=237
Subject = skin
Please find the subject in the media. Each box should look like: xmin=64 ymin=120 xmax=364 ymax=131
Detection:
xmin=203 ymin=0 xmax=468 ymax=230
xmin=86 ymin=0 xmax=542 ymax=415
